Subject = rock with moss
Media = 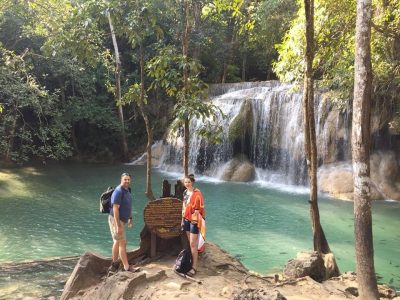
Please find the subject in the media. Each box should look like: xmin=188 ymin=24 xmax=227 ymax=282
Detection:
xmin=228 ymin=99 xmax=253 ymax=145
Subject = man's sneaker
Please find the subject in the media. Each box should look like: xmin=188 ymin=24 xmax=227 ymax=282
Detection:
xmin=107 ymin=261 xmax=120 ymax=276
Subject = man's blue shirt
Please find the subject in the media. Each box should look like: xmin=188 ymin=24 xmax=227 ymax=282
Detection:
xmin=110 ymin=185 xmax=132 ymax=223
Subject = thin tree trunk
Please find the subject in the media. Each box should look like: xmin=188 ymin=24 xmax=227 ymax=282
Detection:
xmin=71 ymin=125 xmax=80 ymax=158
xmin=183 ymin=118 xmax=190 ymax=177
xmin=107 ymin=11 xmax=129 ymax=162
xmin=303 ymin=0 xmax=331 ymax=254
xmin=182 ymin=0 xmax=191 ymax=177
xmin=139 ymin=41 xmax=155 ymax=201
xmin=59 ymin=82 xmax=80 ymax=159
xmin=221 ymin=18 xmax=235 ymax=83
xmin=192 ymin=0 xmax=202 ymax=60
xmin=352 ymin=0 xmax=379 ymax=298
xmin=4 ymin=109 xmax=17 ymax=163
xmin=242 ymin=52 xmax=247 ymax=82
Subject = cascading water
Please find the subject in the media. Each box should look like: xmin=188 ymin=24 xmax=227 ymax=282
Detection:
xmin=158 ymin=81 xmax=351 ymax=185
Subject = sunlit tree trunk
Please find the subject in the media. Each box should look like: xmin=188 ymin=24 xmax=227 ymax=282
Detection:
xmin=182 ymin=0 xmax=191 ymax=177
xmin=352 ymin=0 xmax=379 ymax=298
xmin=107 ymin=12 xmax=129 ymax=162
xmin=139 ymin=41 xmax=155 ymax=200
xmin=303 ymin=0 xmax=331 ymax=254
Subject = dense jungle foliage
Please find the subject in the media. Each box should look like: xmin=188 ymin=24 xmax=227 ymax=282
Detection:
xmin=0 ymin=0 xmax=399 ymax=165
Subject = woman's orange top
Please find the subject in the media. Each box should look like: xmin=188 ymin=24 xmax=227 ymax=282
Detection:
xmin=182 ymin=188 xmax=205 ymax=221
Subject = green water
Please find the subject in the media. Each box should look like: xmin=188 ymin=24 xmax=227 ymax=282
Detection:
xmin=1 ymin=163 xmax=399 ymax=293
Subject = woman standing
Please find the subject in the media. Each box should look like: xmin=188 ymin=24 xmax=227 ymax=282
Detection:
xmin=181 ymin=174 xmax=205 ymax=276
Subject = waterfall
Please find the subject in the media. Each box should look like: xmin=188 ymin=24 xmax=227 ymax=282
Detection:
xmin=159 ymin=81 xmax=351 ymax=185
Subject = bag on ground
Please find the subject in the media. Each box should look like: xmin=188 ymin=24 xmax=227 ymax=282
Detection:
xmin=175 ymin=249 xmax=192 ymax=274
xmin=100 ymin=186 xmax=114 ymax=213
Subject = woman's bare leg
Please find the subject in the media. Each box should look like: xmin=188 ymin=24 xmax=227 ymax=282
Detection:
xmin=189 ymin=233 xmax=199 ymax=270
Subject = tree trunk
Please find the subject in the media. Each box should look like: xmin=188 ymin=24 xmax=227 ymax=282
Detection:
xmin=242 ymin=52 xmax=247 ymax=82
xmin=182 ymin=0 xmax=191 ymax=62
xmin=60 ymin=81 xmax=80 ymax=159
xmin=107 ymin=11 xmax=129 ymax=162
xmin=71 ymin=125 xmax=80 ymax=159
xmin=192 ymin=0 xmax=203 ymax=60
xmin=182 ymin=0 xmax=191 ymax=177
xmin=4 ymin=108 xmax=17 ymax=163
xmin=352 ymin=0 xmax=379 ymax=298
xmin=183 ymin=118 xmax=190 ymax=177
xmin=303 ymin=0 xmax=331 ymax=255
xmin=221 ymin=18 xmax=235 ymax=83
xmin=139 ymin=41 xmax=155 ymax=201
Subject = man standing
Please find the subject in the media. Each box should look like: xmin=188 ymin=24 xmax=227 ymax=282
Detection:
xmin=108 ymin=172 xmax=137 ymax=273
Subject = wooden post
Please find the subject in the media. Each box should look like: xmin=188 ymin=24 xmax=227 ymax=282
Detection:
xmin=174 ymin=180 xmax=185 ymax=200
xmin=162 ymin=180 xmax=171 ymax=198
xmin=151 ymin=233 xmax=157 ymax=258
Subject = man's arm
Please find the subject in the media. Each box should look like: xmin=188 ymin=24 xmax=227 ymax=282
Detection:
xmin=128 ymin=214 xmax=133 ymax=228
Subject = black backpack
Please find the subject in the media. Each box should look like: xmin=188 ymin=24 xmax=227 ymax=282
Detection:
xmin=175 ymin=249 xmax=192 ymax=274
xmin=100 ymin=186 xmax=114 ymax=213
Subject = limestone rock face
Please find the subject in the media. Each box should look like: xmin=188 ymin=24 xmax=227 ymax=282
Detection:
xmin=370 ymin=152 xmax=400 ymax=200
xmin=221 ymin=156 xmax=256 ymax=182
xmin=319 ymin=165 xmax=354 ymax=200
xmin=130 ymin=141 xmax=164 ymax=166
xmin=61 ymin=252 xmax=110 ymax=300
xmin=317 ymin=104 xmax=349 ymax=165
xmin=228 ymin=99 xmax=254 ymax=157
xmin=228 ymin=99 xmax=253 ymax=143
xmin=319 ymin=151 xmax=400 ymax=201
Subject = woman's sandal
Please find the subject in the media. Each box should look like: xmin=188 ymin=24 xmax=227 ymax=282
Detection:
xmin=186 ymin=268 xmax=197 ymax=277
xmin=123 ymin=265 xmax=141 ymax=272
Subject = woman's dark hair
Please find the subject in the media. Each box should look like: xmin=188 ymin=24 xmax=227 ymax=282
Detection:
xmin=188 ymin=174 xmax=195 ymax=182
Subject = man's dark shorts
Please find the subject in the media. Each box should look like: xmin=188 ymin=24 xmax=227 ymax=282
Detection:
xmin=183 ymin=219 xmax=199 ymax=234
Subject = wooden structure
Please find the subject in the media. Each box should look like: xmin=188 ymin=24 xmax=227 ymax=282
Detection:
xmin=143 ymin=179 xmax=186 ymax=257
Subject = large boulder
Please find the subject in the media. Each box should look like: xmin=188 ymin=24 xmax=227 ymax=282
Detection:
xmin=283 ymin=251 xmax=339 ymax=283
xmin=221 ymin=155 xmax=256 ymax=182
xmin=60 ymin=226 xmax=179 ymax=300
xmin=60 ymin=252 xmax=111 ymax=300
xmin=283 ymin=252 xmax=326 ymax=282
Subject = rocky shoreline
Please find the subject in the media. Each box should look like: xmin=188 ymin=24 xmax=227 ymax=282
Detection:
xmin=1 ymin=241 xmax=398 ymax=300
xmin=59 ymin=234 xmax=398 ymax=300
xmin=0 ymin=256 xmax=78 ymax=300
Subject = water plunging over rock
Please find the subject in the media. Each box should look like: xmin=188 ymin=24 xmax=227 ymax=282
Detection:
xmin=154 ymin=81 xmax=400 ymax=200
xmin=159 ymin=82 xmax=351 ymax=184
